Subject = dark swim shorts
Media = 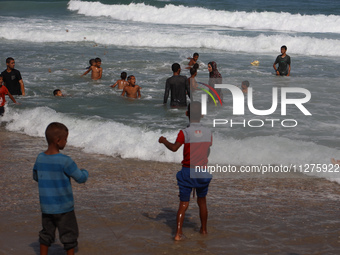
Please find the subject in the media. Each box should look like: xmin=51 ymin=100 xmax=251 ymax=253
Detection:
xmin=176 ymin=167 xmax=212 ymax=202
xmin=39 ymin=210 xmax=79 ymax=250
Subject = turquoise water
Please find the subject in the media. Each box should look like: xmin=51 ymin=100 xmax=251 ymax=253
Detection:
xmin=1 ymin=0 xmax=340 ymax=179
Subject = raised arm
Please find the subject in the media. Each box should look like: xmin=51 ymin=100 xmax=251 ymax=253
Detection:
xmin=81 ymin=67 xmax=92 ymax=76
xmin=110 ymin=80 xmax=118 ymax=88
xmin=65 ymin=158 xmax=89 ymax=184
xmin=7 ymin=91 xmax=19 ymax=104
xmin=158 ymin=136 xmax=182 ymax=152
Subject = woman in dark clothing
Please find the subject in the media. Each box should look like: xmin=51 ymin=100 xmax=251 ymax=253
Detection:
xmin=207 ymin=61 xmax=223 ymax=103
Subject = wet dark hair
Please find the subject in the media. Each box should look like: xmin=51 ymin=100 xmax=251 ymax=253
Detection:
xmin=127 ymin=75 xmax=135 ymax=80
xmin=193 ymin=63 xmax=199 ymax=70
xmin=45 ymin=122 xmax=68 ymax=145
xmin=193 ymin=52 xmax=199 ymax=57
xmin=121 ymin=72 xmax=127 ymax=80
xmin=281 ymin=45 xmax=287 ymax=50
xmin=6 ymin=57 xmax=14 ymax=64
xmin=171 ymin=63 xmax=180 ymax=73
xmin=187 ymin=101 xmax=202 ymax=121
xmin=190 ymin=67 xmax=197 ymax=76
xmin=242 ymin=80 xmax=250 ymax=87
xmin=89 ymin=59 xmax=95 ymax=65
xmin=53 ymin=89 xmax=61 ymax=96
xmin=95 ymin=57 xmax=101 ymax=63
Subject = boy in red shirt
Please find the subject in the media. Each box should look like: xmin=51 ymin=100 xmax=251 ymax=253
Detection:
xmin=159 ymin=101 xmax=212 ymax=240
xmin=0 ymin=75 xmax=19 ymax=116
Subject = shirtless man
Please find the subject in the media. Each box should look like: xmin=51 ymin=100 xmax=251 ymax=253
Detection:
xmin=121 ymin=75 xmax=141 ymax=99
xmin=81 ymin=57 xmax=102 ymax=80
xmin=111 ymin=72 xmax=129 ymax=90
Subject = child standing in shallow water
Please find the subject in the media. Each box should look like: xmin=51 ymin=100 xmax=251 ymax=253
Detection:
xmin=121 ymin=75 xmax=141 ymax=98
xmin=33 ymin=122 xmax=89 ymax=255
xmin=158 ymin=101 xmax=212 ymax=241
xmin=81 ymin=57 xmax=102 ymax=80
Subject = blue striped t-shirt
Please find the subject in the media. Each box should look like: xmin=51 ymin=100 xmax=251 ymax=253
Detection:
xmin=33 ymin=152 xmax=89 ymax=214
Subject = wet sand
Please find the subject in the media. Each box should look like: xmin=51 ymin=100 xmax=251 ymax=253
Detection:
xmin=1 ymin=126 xmax=340 ymax=255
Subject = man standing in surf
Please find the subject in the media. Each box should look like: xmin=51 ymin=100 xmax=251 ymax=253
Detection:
xmin=163 ymin=63 xmax=190 ymax=107
xmin=273 ymin=45 xmax=291 ymax=76
xmin=1 ymin=57 xmax=25 ymax=96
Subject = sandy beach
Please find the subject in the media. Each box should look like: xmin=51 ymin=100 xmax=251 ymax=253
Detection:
xmin=1 ymin=126 xmax=340 ymax=255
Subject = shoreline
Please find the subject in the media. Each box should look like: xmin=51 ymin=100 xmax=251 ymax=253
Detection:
xmin=1 ymin=127 xmax=340 ymax=254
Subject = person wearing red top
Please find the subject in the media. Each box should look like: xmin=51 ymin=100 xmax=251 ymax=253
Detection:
xmin=0 ymin=75 xmax=19 ymax=116
xmin=159 ymin=101 xmax=212 ymax=241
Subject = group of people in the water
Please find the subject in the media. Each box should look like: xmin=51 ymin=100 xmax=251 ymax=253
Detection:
xmin=52 ymin=45 xmax=291 ymax=104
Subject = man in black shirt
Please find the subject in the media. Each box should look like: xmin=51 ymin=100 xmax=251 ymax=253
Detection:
xmin=164 ymin=63 xmax=190 ymax=107
xmin=1 ymin=57 xmax=25 ymax=95
xmin=273 ymin=45 xmax=291 ymax=76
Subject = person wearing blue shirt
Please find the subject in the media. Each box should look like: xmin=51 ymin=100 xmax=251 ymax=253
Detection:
xmin=33 ymin=122 xmax=89 ymax=255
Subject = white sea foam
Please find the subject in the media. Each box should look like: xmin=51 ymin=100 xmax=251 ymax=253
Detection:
xmin=1 ymin=106 xmax=339 ymax=183
xmin=1 ymin=17 xmax=340 ymax=57
xmin=68 ymin=0 xmax=340 ymax=34
xmin=1 ymin=106 xmax=182 ymax=163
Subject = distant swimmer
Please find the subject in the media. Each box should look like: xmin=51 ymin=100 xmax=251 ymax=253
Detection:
xmin=111 ymin=72 xmax=129 ymax=90
xmin=186 ymin=52 xmax=199 ymax=69
xmin=164 ymin=63 xmax=190 ymax=107
xmin=81 ymin=57 xmax=102 ymax=80
xmin=1 ymin=57 xmax=25 ymax=96
xmin=53 ymin=89 xmax=63 ymax=97
xmin=121 ymin=75 xmax=141 ymax=99
xmin=241 ymin=80 xmax=250 ymax=94
xmin=273 ymin=45 xmax=291 ymax=76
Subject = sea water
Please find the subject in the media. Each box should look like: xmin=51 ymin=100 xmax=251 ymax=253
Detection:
xmin=1 ymin=0 xmax=340 ymax=181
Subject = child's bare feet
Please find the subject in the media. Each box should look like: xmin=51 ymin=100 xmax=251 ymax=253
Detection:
xmin=174 ymin=233 xmax=185 ymax=241
xmin=200 ymin=227 xmax=208 ymax=235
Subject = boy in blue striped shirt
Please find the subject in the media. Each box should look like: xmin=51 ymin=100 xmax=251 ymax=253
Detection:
xmin=33 ymin=122 xmax=89 ymax=255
